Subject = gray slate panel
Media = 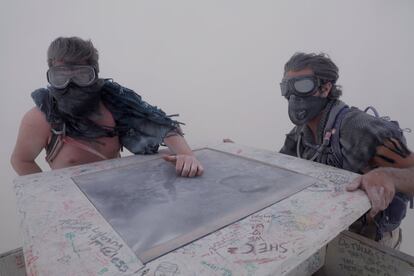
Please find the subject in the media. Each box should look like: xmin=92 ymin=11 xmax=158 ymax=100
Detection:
xmin=73 ymin=149 xmax=318 ymax=263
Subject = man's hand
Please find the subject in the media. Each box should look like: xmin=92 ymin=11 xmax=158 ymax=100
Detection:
xmin=346 ymin=169 xmax=396 ymax=218
xmin=163 ymin=154 xmax=204 ymax=177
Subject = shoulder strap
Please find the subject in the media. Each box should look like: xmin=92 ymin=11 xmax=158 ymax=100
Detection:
xmin=297 ymin=102 xmax=349 ymax=162
xmin=329 ymin=106 xmax=350 ymax=167
xmin=45 ymin=123 xmax=66 ymax=163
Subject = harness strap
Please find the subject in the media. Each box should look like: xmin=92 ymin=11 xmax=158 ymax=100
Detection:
xmin=45 ymin=123 xmax=66 ymax=163
xmin=46 ymin=122 xmax=109 ymax=162
xmin=62 ymin=136 xmax=108 ymax=160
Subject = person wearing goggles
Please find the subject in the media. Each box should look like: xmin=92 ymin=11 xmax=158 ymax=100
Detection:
xmin=46 ymin=65 xmax=98 ymax=89
xmin=11 ymin=36 xmax=204 ymax=178
xmin=280 ymin=75 xmax=322 ymax=98
xmin=280 ymin=72 xmax=333 ymax=127
xmin=279 ymin=52 xmax=414 ymax=249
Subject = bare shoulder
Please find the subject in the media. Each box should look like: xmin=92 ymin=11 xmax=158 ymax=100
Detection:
xmin=21 ymin=107 xmax=50 ymax=126
xmin=12 ymin=107 xmax=51 ymax=166
xmin=19 ymin=107 xmax=51 ymax=137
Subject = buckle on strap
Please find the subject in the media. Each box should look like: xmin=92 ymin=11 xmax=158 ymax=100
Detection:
xmin=51 ymin=122 xmax=66 ymax=136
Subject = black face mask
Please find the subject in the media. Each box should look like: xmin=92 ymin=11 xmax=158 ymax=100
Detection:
xmin=288 ymin=94 xmax=328 ymax=126
xmin=49 ymin=79 xmax=104 ymax=117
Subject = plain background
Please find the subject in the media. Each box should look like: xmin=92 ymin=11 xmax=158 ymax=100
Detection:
xmin=1 ymin=0 xmax=413 ymax=256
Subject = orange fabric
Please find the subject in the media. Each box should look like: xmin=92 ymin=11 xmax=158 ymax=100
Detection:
xmin=370 ymin=138 xmax=414 ymax=168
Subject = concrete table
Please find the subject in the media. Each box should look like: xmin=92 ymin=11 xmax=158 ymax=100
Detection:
xmin=14 ymin=143 xmax=370 ymax=276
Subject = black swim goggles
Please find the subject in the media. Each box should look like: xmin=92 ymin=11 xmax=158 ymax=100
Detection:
xmin=47 ymin=65 xmax=98 ymax=89
xmin=280 ymin=75 xmax=322 ymax=98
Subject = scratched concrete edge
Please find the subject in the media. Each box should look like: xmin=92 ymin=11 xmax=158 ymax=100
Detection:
xmin=211 ymin=143 xmax=371 ymax=275
xmin=13 ymin=155 xmax=152 ymax=275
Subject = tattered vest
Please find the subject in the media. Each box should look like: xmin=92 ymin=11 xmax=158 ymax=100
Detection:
xmin=32 ymin=79 xmax=182 ymax=160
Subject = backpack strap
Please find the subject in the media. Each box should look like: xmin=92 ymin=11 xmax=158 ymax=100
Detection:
xmin=296 ymin=102 xmax=349 ymax=162
xmin=328 ymin=106 xmax=350 ymax=167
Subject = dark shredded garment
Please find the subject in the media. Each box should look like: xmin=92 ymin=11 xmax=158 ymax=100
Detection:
xmin=32 ymin=79 xmax=182 ymax=155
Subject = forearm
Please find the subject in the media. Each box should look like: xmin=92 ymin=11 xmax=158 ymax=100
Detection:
xmin=383 ymin=167 xmax=414 ymax=196
xmin=11 ymin=157 xmax=42 ymax=176
xmin=163 ymin=134 xmax=193 ymax=155
xmin=162 ymin=134 xmax=203 ymax=177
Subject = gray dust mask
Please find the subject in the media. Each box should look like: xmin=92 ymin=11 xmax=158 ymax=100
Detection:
xmin=288 ymin=94 xmax=328 ymax=125
xmin=49 ymin=79 xmax=104 ymax=117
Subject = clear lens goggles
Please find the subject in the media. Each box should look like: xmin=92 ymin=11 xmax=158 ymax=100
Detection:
xmin=47 ymin=65 xmax=97 ymax=89
xmin=280 ymin=76 xmax=321 ymax=98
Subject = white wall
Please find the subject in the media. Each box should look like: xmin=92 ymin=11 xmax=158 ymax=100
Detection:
xmin=1 ymin=0 xmax=413 ymax=254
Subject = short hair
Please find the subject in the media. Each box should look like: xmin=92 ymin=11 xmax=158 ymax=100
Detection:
xmin=47 ymin=37 xmax=100 ymax=73
xmin=284 ymin=52 xmax=342 ymax=99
